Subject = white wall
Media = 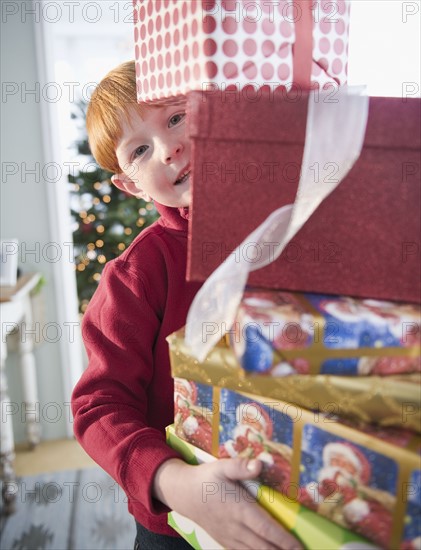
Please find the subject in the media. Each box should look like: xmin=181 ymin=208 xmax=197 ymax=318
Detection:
xmin=1 ymin=8 xmax=83 ymax=443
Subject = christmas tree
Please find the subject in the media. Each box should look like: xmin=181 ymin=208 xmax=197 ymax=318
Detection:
xmin=68 ymin=101 xmax=158 ymax=314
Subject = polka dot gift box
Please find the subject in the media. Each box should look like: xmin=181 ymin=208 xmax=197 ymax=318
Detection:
xmin=133 ymin=0 xmax=350 ymax=102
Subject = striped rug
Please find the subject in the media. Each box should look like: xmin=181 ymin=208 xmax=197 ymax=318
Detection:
xmin=0 ymin=468 xmax=136 ymax=550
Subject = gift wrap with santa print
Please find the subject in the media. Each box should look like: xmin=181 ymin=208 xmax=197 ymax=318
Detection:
xmin=186 ymin=91 xmax=421 ymax=304
xmin=168 ymin=330 xmax=421 ymax=432
xmin=133 ymin=0 xmax=350 ymax=103
xmin=166 ymin=425 xmax=377 ymax=550
xmin=172 ymin=381 xmax=421 ymax=549
xmin=229 ymin=288 xmax=420 ymax=376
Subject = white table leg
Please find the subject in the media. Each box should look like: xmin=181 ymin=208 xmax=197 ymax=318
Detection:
xmin=0 ymin=336 xmax=17 ymax=515
xmin=18 ymin=296 xmax=41 ymax=449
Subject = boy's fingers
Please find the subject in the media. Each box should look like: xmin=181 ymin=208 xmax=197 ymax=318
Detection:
xmin=216 ymin=457 xmax=263 ymax=481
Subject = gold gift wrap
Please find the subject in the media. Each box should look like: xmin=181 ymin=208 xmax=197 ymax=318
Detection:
xmin=172 ymin=380 xmax=421 ymax=549
xmin=167 ymin=330 xmax=421 ymax=432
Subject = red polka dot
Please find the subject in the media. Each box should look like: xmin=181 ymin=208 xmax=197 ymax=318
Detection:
xmin=222 ymin=0 xmax=236 ymax=10
xmin=166 ymin=72 xmax=172 ymax=87
xmin=147 ymin=0 xmax=154 ymax=16
xmin=183 ymin=66 xmax=189 ymax=82
xmin=262 ymin=40 xmax=274 ymax=57
xmin=183 ymin=45 xmax=189 ymax=62
xmin=205 ymin=61 xmax=218 ymax=78
xmin=155 ymin=0 xmax=162 ymax=11
xmin=165 ymin=52 xmax=172 ymax=68
xmin=163 ymin=0 xmax=170 ymax=7
xmin=156 ymin=15 xmax=162 ymax=32
xmin=135 ymin=61 xmax=141 ymax=77
xmin=243 ymin=20 xmax=257 ymax=34
xmin=280 ymin=20 xmax=292 ymax=38
xmin=193 ymin=63 xmax=201 ymax=79
xmin=261 ymin=63 xmax=274 ymax=80
xmin=173 ymin=9 xmax=179 ymax=25
xmin=156 ymin=35 xmax=163 ymax=51
xmin=320 ymin=20 xmax=332 ymax=34
xmin=133 ymin=6 xmax=138 ymax=24
xmin=136 ymin=81 xmax=142 ymax=96
xmin=140 ymin=23 xmax=146 ymax=41
xmin=139 ymin=5 xmax=145 ymax=22
xmin=150 ymin=75 xmax=156 ymax=91
xmin=165 ymin=32 xmax=171 ymax=48
xmin=157 ymin=54 xmax=164 ymax=70
xmin=338 ymin=0 xmax=346 ymax=15
xmin=192 ymin=19 xmax=198 ymax=37
xmin=319 ymin=37 xmax=330 ymax=54
xmin=143 ymin=79 xmax=149 ymax=93
xmin=203 ymin=15 xmax=216 ymax=34
xmin=278 ymin=43 xmax=289 ymax=59
xmin=204 ymin=38 xmax=217 ymax=56
xmin=262 ymin=18 xmax=275 ymax=35
xmin=261 ymin=1 xmax=272 ymax=13
xmin=149 ymin=57 xmax=156 ymax=72
xmin=148 ymin=37 xmax=155 ymax=54
xmin=142 ymin=60 xmax=148 ymax=75
xmin=183 ymin=23 xmax=189 ymax=40
xmin=175 ymin=70 xmax=182 ymax=86
xmin=223 ymin=39 xmax=238 ymax=57
xmin=242 ymin=61 xmax=257 ymax=79
xmin=335 ymin=19 xmax=345 ymax=35
xmin=223 ymin=62 xmax=238 ymax=78
xmin=203 ymin=0 xmax=216 ymax=12
xmin=134 ymin=26 xmax=139 ymax=43
xmin=278 ymin=63 xmax=290 ymax=81
xmin=334 ymin=38 xmax=344 ymax=55
xmin=243 ymin=38 xmax=257 ymax=56
xmin=135 ymin=44 xmax=139 ymax=60
xmin=192 ymin=42 xmax=199 ymax=58
xmin=191 ymin=0 xmax=197 ymax=13
xmin=174 ymin=29 xmax=180 ymax=46
xmin=158 ymin=73 xmax=164 ymax=89
xmin=182 ymin=1 xmax=188 ymax=18
xmin=174 ymin=50 xmax=181 ymax=66
xmin=332 ymin=58 xmax=343 ymax=75
xmin=222 ymin=17 xmax=237 ymax=35
xmin=147 ymin=18 xmax=154 ymax=35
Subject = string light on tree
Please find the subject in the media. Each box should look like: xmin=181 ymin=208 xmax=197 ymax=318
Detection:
xmin=69 ymin=100 xmax=158 ymax=313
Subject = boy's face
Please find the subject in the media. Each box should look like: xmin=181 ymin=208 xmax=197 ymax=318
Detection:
xmin=113 ymin=101 xmax=191 ymax=207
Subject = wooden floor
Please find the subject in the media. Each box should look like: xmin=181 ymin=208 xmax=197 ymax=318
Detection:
xmin=14 ymin=438 xmax=96 ymax=477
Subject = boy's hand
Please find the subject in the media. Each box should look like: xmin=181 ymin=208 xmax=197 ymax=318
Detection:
xmin=153 ymin=457 xmax=303 ymax=550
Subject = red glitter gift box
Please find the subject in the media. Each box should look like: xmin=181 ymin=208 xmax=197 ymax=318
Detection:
xmin=186 ymin=91 xmax=421 ymax=304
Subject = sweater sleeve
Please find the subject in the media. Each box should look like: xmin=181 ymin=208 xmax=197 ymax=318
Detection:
xmin=71 ymin=258 xmax=181 ymax=517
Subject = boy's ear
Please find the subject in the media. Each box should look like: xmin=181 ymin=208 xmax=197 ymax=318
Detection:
xmin=111 ymin=173 xmax=151 ymax=201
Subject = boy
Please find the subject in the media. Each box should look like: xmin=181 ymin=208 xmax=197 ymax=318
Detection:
xmin=71 ymin=61 xmax=301 ymax=550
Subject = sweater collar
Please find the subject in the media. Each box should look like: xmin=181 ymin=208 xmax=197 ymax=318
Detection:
xmin=154 ymin=201 xmax=190 ymax=232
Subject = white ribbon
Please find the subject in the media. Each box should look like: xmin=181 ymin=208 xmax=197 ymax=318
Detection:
xmin=185 ymin=86 xmax=369 ymax=362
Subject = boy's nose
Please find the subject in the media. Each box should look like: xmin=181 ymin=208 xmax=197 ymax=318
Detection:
xmin=160 ymin=141 xmax=183 ymax=164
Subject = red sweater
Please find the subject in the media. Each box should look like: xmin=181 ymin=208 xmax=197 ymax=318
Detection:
xmin=71 ymin=202 xmax=202 ymax=536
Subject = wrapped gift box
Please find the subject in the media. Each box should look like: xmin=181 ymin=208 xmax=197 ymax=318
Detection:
xmin=166 ymin=425 xmax=377 ymax=550
xmin=133 ymin=0 xmax=350 ymax=102
xmin=168 ymin=329 xmax=421 ymax=432
xmin=229 ymin=288 xmax=420 ymax=376
xmin=186 ymin=91 xmax=421 ymax=304
xmin=172 ymin=384 xmax=421 ymax=549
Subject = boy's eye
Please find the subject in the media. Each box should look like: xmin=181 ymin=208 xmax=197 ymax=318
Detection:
xmin=134 ymin=145 xmax=148 ymax=158
xmin=169 ymin=112 xmax=186 ymax=127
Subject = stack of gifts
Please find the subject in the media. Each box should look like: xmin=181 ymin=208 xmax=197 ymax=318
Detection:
xmin=133 ymin=1 xmax=421 ymax=548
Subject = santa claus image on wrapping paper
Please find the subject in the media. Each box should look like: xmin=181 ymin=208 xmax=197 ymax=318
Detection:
xmin=219 ymin=401 xmax=292 ymax=489
xmin=299 ymin=439 xmax=395 ymax=548
xmin=173 ymin=378 xmax=213 ymax=454
xmin=313 ymin=295 xmax=421 ymax=376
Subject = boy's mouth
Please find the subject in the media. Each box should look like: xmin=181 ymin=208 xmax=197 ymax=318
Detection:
xmin=174 ymin=167 xmax=190 ymax=185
